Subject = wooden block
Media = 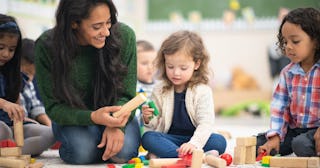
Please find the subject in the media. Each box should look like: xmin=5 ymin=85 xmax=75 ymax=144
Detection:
xmin=233 ymin=146 xmax=246 ymax=165
xmin=29 ymin=162 xmax=44 ymax=168
xmin=205 ymin=155 xmax=226 ymax=168
xmin=112 ymin=93 xmax=147 ymax=118
xmin=236 ymin=137 xmax=257 ymax=147
xmin=0 ymin=147 xmax=22 ymax=157
xmin=0 ymin=139 xmax=16 ymax=147
xmin=149 ymin=158 xmax=181 ymax=168
xmin=2 ymin=155 xmax=30 ymax=165
xmin=245 ymin=146 xmax=256 ymax=164
xmin=0 ymin=157 xmax=26 ymax=168
xmin=191 ymin=149 xmax=204 ymax=168
xmin=13 ymin=120 xmax=24 ymax=147
xmin=270 ymin=157 xmax=309 ymax=168
xmin=308 ymin=157 xmax=320 ymax=168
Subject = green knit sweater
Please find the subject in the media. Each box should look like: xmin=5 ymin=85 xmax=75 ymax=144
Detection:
xmin=34 ymin=23 xmax=137 ymax=127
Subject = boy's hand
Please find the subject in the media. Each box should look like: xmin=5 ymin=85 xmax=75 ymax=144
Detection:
xmin=314 ymin=128 xmax=320 ymax=156
xmin=258 ymin=135 xmax=280 ymax=155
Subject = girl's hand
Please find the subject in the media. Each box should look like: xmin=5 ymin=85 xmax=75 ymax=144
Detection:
xmin=91 ymin=106 xmax=127 ymax=128
xmin=2 ymin=101 xmax=24 ymax=121
xmin=258 ymin=135 xmax=280 ymax=155
xmin=141 ymin=104 xmax=154 ymax=124
xmin=314 ymin=128 xmax=320 ymax=156
xmin=24 ymin=117 xmax=39 ymax=124
xmin=177 ymin=143 xmax=196 ymax=156
xmin=97 ymin=127 xmax=124 ymax=161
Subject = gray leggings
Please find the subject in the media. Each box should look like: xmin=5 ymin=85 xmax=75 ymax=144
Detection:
xmin=0 ymin=121 xmax=55 ymax=156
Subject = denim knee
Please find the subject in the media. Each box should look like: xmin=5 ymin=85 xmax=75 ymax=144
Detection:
xmin=59 ymin=138 xmax=103 ymax=164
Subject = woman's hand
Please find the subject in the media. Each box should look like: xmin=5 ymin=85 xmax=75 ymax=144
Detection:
xmin=141 ymin=104 xmax=154 ymax=124
xmin=91 ymin=106 xmax=127 ymax=128
xmin=97 ymin=127 xmax=124 ymax=161
xmin=177 ymin=143 xmax=196 ymax=156
xmin=1 ymin=100 xmax=24 ymax=121
xmin=258 ymin=135 xmax=280 ymax=155
xmin=314 ymin=127 xmax=320 ymax=156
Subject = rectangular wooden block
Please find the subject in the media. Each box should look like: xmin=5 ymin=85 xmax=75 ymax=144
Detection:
xmin=270 ymin=157 xmax=309 ymax=168
xmin=233 ymin=146 xmax=246 ymax=165
xmin=308 ymin=157 xmax=320 ymax=168
xmin=2 ymin=155 xmax=31 ymax=165
xmin=0 ymin=147 xmax=22 ymax=157
xmin=236 ymin=137 xmax=257 ymax=147
xmin=245 ymin=146 xmax=256 ymax=164
xmin=112 ymin=93 xmax=147 ymax=118
xmin=149 ymin=158 xmax=181 ymax=168
xmin=0 ymin=157 xmax=26 ymax=168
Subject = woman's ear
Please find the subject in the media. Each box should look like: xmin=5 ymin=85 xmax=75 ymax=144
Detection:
xmin=71 ymin=22 xmax=78 ymax=29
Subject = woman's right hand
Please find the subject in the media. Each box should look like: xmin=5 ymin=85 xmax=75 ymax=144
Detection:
xmin=91 ymin=106 xmax=127 ymax=128
xmin=258 ymin=135 xmax=280 ymax=155
xmin=141 ymin=104 xmax=154 ymax=124
xmin=1 ymin=100 xmax=24 ymax=121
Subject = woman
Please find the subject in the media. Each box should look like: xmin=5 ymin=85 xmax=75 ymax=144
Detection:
xmin=35 ymin=0 xmax=140 ymax=164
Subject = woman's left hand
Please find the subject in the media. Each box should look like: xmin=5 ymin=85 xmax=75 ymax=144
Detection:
xmin=97 ymin=127 xmax=124 ymax=161
xmin=177 ymin=143 xmax=196 ymax=156
xmin=314 ymin=127 xmax=320 ymax=156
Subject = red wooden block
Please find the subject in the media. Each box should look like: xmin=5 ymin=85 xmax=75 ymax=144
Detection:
xmin=179 ymin=153 xmax=192 ymax=166
xmin=0 ymin=139 xmax=16 ymax=148
xmin=256 ymin=151 xmax=267 ymax=161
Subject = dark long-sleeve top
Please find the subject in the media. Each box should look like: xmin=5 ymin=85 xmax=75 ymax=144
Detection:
xmin=34 ymin=23 xmax=137 ymax=126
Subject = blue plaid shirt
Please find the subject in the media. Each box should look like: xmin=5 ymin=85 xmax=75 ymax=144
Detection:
xmin=267 ymin=62 xmax=320 ymax=140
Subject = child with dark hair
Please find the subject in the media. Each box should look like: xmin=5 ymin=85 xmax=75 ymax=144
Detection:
xmin=257 ymin=7 xmax=320 ymax=157
xmin=0 ymin=14 xmax=55 ymax=156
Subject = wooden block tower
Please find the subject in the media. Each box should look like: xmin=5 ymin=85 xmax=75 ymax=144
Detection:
xmin=233 ymin=136 xmax=256 ymax=165
xmin=0 ymin=120 xmax=44 ymax=168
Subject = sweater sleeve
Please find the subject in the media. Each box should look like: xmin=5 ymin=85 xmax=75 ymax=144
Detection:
xmin=34 ymin=31 xmax=93 ymax=126
xmin=116 ymin=23 xmax=137 ymax=123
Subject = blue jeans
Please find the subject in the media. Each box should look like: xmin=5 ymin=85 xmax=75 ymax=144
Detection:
xmin=141 ymin=131 xmax=226 ymax=158
xmin=52 ymin=117 xmax=140 ymax=164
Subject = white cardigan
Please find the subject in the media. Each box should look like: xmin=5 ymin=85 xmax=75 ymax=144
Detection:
xmin=144 ymin=81 xmax=216 ymax=149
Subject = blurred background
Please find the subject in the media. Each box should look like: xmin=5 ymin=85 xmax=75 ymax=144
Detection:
xmin=1 ymin=0 xmax=319 ymax=117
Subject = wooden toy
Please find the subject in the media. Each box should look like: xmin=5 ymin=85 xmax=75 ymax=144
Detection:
xmin=112 ymin=93 xmax=147 ymax=118
xmin=204 ymin=155 xmax=226 ymax=168
xmin=149 ymin=158 xmax=181 ymax=168
xmin=269 ymin=156 xmax=320 ymax=168
xmin=191 ymin=149 xmax=204 ymax=168
xmin=233 ymin=136 xmax=257 ymax=165
xmin=13 ymin=120 xmax=24 ymax=147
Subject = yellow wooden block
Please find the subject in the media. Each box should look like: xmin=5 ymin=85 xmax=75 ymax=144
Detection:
xmin=236 ymin=137 xmax=257 ymax=146
xmin=0 ymin=147 xmax=22 ymax=157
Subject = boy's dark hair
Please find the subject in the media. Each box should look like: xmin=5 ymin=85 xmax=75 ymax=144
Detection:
xmin=278 ymin=7 xmax=320 ymax=62
xmin=21 ymin=38 xmax=35 ymax=64
xmin=0 ymin=14 xmax=22 ymax=102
